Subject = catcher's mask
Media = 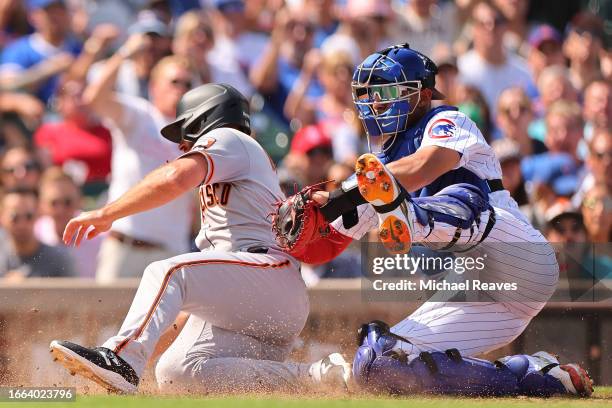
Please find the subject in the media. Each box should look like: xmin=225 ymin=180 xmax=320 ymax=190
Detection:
xmin=352 ymin=43 xmax=444 ymax=154
xmin=161 ymin=83 xmax=251 ymax=143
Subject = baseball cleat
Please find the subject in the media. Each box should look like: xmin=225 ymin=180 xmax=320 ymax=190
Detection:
xmin=355 ymin=153 xmax=412 ymax=254
xmin=50 ymin=340 xmax=139 ymax=394
xmin=309 ymin=352 xmax=352 ymax=392
xmin=548 ymin=362 xmax=594 ymax=397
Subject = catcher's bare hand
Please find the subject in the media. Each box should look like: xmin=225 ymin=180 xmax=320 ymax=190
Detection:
xmin=63 ymin=210 xmax=113 ymax=247
xmin=311 ymin=190 xmax=329 ymax=205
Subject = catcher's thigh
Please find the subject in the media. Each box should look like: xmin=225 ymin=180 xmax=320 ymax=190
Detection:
xmin=391 ymin=206 xmax=559 ymax=356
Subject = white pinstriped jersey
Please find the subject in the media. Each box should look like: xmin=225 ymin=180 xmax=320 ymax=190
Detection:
xmin=420 ymin=110 xmax=502 ymax=181
xmin=184 ymin=128 xmax=285 ymax=252
xmin=332 ymin=109 xmax=527 ymax=239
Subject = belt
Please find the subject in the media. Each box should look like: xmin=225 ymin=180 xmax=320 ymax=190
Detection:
xmin=109 ymin=231 xmax=164 ymax=250
xmin=487 ymin=179 xmax=504 ymax=192
xmin=245 ymin=245 xmax=268 ymax=254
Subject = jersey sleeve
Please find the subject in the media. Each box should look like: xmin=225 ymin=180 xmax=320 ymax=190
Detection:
xmin=419 ymin=110 xmax=489 ymax=170
xmin=331 ymin=203 xmax=377 ymax=240
xmin=180 ymin=128 xmax=251 ymax=185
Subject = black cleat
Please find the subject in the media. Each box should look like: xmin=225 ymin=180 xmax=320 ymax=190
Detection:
xmin=50 ymin=340 xmax=139 ymax=394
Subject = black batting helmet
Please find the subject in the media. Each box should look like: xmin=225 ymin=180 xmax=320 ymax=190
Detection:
xmin=161 ymin=83 xmax=251 ymax=143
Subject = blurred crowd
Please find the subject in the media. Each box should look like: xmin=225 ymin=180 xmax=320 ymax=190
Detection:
xmin=0 ymin=0 xmax=609 ymax=285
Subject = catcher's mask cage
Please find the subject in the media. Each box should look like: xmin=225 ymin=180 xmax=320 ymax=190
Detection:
xmin=161 ymin=83 xmax=251 ymax=144
xmin=352 ymin=44 xmax=444 ymax=154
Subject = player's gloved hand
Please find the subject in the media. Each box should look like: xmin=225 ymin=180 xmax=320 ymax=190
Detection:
xmin=271 ymin=184 xmax=331 ymax=260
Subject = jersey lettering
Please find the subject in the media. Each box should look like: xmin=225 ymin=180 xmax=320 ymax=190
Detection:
xmin=201 ymin=183 xmax=232 ymax=211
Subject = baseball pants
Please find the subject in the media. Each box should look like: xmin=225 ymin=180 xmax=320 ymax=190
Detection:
xmin=391 ymin=205 xmax=559 ymax=356
xmin=101 ymin=248 xmax=312 ymax=393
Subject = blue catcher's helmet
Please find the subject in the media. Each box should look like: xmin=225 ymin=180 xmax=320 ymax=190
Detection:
xmin=352 ymin=43 xmax=445 ymax=153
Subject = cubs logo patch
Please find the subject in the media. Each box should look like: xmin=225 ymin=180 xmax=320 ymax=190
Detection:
xmin=428 ymin=118 xmax=456 ymax=139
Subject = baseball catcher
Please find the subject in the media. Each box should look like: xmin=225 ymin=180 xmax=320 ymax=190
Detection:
xmin=273 ymin=43 xmax=593 ymax=397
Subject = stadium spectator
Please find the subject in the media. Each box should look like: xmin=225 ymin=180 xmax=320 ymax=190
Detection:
xmin=34 ymin=167 xmax=101 ymax=279
xmin=496 ymin=87 xmax=546 ymax=156
xmin=1 ymin=146 xmax=43 ymax=190
xmin=0 ymin=188 xmax=74 ymax=279
xmin=284 ymin=50 xmax=360 ymax=162
xmin=391 ymin=0 xmax=457 ymax=56
xmin=172 ymin=10 xmax=253 ymax=97
xmin=491 ymin=138 xmax=528 ymax=207
xmin=88 ymin=12 xmax=171 ymax=100
xmin=492 ymin=0 xmax=530 ymax=53
xmin=528 ymin=66 xmax=578 ymax=142
xmin=562 ymin=12 xmax=605 ymax=94
xmin=580 ymin=185 xmax=612 ymax=279
xmin=431 ymin=45 xmax=459 ymax=106
xmin=582 ymin=80 xmax=611 ymax=140
xmin=322 ymin=0 xmax=393 ymax=65
xmin=82 ymin=38 xmax=193 ymax=283
xmin=305 ymin=0 xmax=339 ymax=48
xmin=457 ymin=1 xmax=533 ymax=117
xmin=601 ymin=48 xmax=612 ymax=82
xmin=209 ymin=0 xmax=268 ymax=75
xmin=0 ymin=91 xmax=44 ymax=145
xmin=0 ymin=0 xmax=80 ymax=103
xmin=544 ymin=199 xmax=586 ymax=244
xmin=525 ymin=24 xmax=564 ymax=87
xmin=287 ymin=124 xmax=333 ymax=185
xmin=581 ymin=184 xmax=611 ymax=244
xmin=575 ymin=129 xmax=612 ymax=204
xmin=34 ymin=78 xmax=112 ymax=192
xmin=454 ymin=83 xmax=492 ymax=141
xmin=534 ymin=66 xmax=578 ymax=117
xmin=522 ymin=153 xmax=581 ymax=229
xmin=0 ymin=0 xmax=31 ymax=48
xmin=250 ymin=3 xmax=321 ymax=123
xmin=544 ymin=100 xmax=584 ymax=162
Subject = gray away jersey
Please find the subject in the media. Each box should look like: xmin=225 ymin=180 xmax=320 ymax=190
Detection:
xmin=184 ymin=128 xmax=284 ymax=252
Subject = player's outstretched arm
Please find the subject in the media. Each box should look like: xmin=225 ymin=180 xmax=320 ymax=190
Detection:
xmin=63 ymin=154 xmax=207 ymax=246
xmin=386 ymin=145 xmax=460 ymax=192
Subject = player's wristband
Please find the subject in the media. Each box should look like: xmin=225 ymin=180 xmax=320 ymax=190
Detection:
xmin=320 ymin=177 xmax=367 ymax=227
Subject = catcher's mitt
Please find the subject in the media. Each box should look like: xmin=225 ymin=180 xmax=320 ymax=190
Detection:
xmin=272 ymin=185 xmax=330 ymax=259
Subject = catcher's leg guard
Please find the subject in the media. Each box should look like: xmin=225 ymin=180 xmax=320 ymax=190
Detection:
xmin=355 ymin=154 xmax=413 ymax=254
xmin=353 ymin=320 xmax=519 ymax=396
xmin=500 ymin=352 xmax=593 ymax=397
xmin=355 ymin=326 xmax=591 ymax=398
xmin=353 ymin=321 xmax=399 ymax=387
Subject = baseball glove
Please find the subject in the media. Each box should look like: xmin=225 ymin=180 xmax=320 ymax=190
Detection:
xmin=272 ymin=185 xmax=330 ymax=259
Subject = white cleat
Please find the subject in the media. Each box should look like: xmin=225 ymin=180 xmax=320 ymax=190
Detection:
xmin=547 ymin=362 xmax=594 ymax=397
xmin=308 ymin=352 xmax=352 ymax=392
